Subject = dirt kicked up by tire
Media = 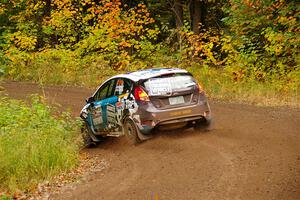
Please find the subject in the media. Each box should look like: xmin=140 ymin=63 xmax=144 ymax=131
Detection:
xmin=2 ymin=81 xmax=300 ymax=200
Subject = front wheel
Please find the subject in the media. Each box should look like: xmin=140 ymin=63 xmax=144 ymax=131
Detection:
xmin=123 ymin=118 xmax=141 ymax=145
xmin=81 ymin=123 xmax=105 ymax=148
xmin=81 ymin=124 xmax=95 ymax=148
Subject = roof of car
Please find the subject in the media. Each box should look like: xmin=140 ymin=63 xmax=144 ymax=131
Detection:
xmin=112 ymin=68 xmax=189 ymax=82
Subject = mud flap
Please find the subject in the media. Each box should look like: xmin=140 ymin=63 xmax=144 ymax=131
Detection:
xmin=136 ymin=128 xmax=152 ymax=141
xmin=123 ymin=116 xmax=152 ymax=141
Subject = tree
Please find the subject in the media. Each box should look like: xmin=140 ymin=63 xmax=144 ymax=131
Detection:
xmin=190 ymin=0 xmax=206 ymax=34
xmin=222 ymin=0 xmax=300 ymax=78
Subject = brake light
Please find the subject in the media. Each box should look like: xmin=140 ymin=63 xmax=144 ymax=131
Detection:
xmin=134 ymin=86 xmax=150 ymax=101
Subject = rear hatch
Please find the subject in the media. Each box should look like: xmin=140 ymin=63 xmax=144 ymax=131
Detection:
xmin=142 ymin=73 xmax=199 ymax=109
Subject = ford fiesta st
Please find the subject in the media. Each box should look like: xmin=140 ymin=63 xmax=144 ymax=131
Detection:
xmin=80 ymin=68 xmax=212 ymax=146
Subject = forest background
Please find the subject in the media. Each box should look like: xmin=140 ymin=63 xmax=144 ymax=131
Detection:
xmin=0 ymin=0 xmax=299 ymax=106
xmin=0 ymin=0 xmax=299 ymax=196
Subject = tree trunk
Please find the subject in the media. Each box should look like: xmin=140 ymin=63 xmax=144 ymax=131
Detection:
xmin=172 ymin=0 xmax=184 ymax=48
xmin=44 ymin=0 xmax=51 ymax=17
xmin=191 ymin=0 xmax=206 ymax=34
xmin=174 ymin=0 xmax=184 ymax=29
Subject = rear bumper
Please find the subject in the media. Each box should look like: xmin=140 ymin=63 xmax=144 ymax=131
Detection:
xmin=134 ymin=99 xmax=211 ymax=134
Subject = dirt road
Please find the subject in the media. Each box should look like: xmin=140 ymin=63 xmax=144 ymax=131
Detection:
xmin=2 ymin=81 xmax=300 ymax=200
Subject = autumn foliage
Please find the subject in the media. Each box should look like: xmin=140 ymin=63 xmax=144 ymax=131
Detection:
xmin=222 ymin=0 xmax=299 ymax=83
xmin=0 ymin=0 xmax=299 ymax=90
xmin=0 ymin=0 xmax=159 ymax=73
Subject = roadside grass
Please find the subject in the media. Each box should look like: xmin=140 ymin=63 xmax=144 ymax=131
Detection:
xmin=0 ymin=196 xmax=11 ymax=200
xmin=0 ymin=96 xmax=81 ymax=195
xmin=188 ymin=66 xmax=300 ymax=108
xmin=2 ymin=52 xmax=299 ymax=108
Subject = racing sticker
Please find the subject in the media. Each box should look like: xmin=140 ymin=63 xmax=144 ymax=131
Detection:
xmin=115 ymin=79 xmax=124 ymax=95
xmin=115 ymin=101 xmax=124 ymax=125
xmin=107 ymin=103 xmax=116 ymax=126
xmin=147 ymin=78 xmax=172 ymax=96
xmin=92 ymin=106 xmax=103 ymax=126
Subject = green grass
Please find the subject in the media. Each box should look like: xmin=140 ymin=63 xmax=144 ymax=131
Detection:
xmin=188 ymin=65 xmax=300 ymax=108
xmin=2 ymin=49 xmax=299 ymax=108
xmin=0 ymin=96 xmax=81 ymax=194
xmin=0 ymin=196 xmax=12 ymax=200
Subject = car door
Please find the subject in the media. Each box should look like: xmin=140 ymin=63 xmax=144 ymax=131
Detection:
xmin=90 ymin=79 xmax=118 ymax=132
xmin=113 ymin=78 xmax=134 ymax=124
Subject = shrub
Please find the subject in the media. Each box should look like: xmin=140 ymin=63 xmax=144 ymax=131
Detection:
xmin=3 ymin=48 xmax=119 ymax=86
xmin=0 ymin=96 xmax=81 ymax=193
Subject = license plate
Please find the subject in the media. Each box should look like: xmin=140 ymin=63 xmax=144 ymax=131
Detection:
xmin=169 ymin=96 xmax=185 ymax=105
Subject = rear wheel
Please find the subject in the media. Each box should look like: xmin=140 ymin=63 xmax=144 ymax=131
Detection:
xmin=124 ymin=118 xmax=141 ymax=145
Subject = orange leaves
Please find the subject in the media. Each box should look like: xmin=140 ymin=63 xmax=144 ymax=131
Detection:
xmin=242 ymin=0 xmax=261 ymax=9
xmin=104 ymin=2 xmax=113 ymax=7
xmin=180 ymin=27 xmax=222 ymax=66
xmin=119 ymin=41 xmax=131 ymax=48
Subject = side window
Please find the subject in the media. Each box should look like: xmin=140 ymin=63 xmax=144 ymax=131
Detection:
xmin=94 ymin=79 xmax=116 ymax=101
xmin=123 ymin=79 xmax=132 ymax=94
xmin=114 ymin=79 xmax=132 ymax=96
xmin=106 ymin=79 xmax=116 ymax=98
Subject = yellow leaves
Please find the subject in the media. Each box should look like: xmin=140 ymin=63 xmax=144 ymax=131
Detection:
xmin=4 ymin=0 xmax=159 ymax=71
xmin=277 ymin=16 xmax=289 ymax=24
xmin=0 ymin=7 xmax=5 ymax=15
xmin=221 ymin=36 xmax=236 ymax=55
xmin=274 ymin=46 xmax=283 ymax=55
xmin=11 ymin=31 xmax=37 ymax=51
xmin=31 ymin=1 xmax=45 ymax=11
xmin=182 ymin=28 xmax=222 ymax=66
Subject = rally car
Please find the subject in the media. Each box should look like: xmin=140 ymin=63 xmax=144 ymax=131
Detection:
xmin=80 ymin=68 xmax=212 ymax=146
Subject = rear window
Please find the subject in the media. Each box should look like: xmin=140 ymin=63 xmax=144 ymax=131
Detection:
xmin=143 ymin=74 xmax=196 ymax=96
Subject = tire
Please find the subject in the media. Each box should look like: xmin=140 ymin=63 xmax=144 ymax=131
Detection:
xmin=81 ymin=123 xmax=101 ymax=148
xmin=81 ymin=125 xmax=94 ymax=147
xmin=194 ymin=117 xmax=213 ymax=132
xmin=123 ymin=118 xmax=141 ymax=145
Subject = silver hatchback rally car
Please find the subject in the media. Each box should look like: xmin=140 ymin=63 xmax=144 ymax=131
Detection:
xmin=80 ymin=68 xmax=211 ymax=146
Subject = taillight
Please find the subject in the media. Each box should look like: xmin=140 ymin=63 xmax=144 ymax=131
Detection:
xmin=134 ymin=86 xmax=150 ymax=101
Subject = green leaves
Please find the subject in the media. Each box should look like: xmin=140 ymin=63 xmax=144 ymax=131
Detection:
xmin=222 ymin=0 xmax=300 ymax=81
xmin=0 ymin=96 xmax=80 ymax=193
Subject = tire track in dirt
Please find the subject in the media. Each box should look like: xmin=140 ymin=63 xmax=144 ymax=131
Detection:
xmin=1 ymin=81 xmax=300 ymax=200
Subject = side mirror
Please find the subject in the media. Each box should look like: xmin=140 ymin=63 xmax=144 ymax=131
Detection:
xmin=86 ymin=96 xmax=95 ymax=104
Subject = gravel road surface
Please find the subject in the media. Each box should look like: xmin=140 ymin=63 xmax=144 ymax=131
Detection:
xmin=2 ymin=81 xmax=300 ymax=200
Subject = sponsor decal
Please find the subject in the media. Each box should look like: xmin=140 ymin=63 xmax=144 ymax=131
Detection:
xmin=115 ymin=79 xmax=124 ymax=95
xmin=148 ymin=78 xmax=172 ymax=96
xmin=92 ymin=106 xmax=103 ymax=125
xmin=107 ymin=104 xmax=116 ymax=126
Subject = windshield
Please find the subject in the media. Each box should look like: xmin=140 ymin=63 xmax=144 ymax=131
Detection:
xmin=143 ymin=74 xmax=196 ymax=96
